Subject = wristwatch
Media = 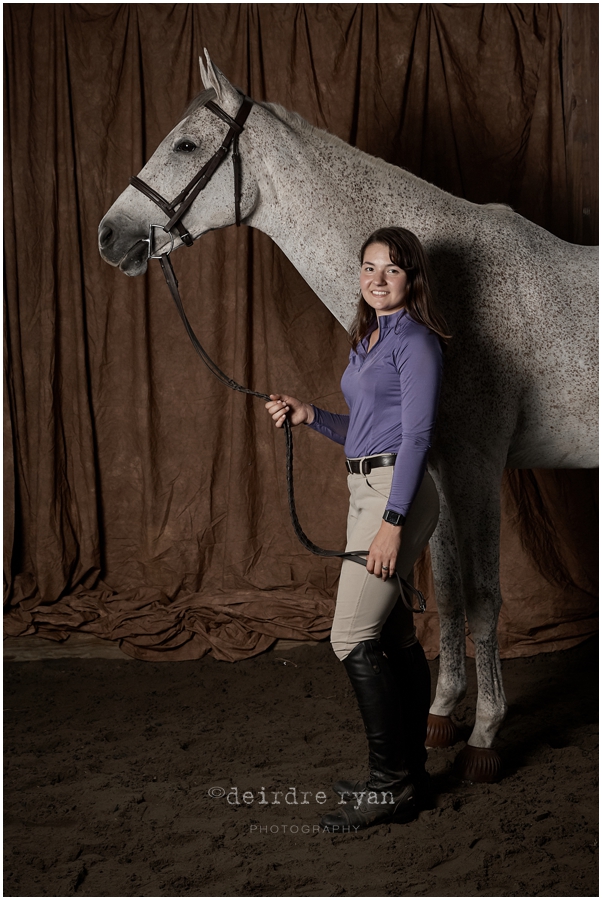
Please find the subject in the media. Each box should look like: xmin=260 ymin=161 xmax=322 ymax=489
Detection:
xmin=382 ymin=508 xmax=406 ymax=527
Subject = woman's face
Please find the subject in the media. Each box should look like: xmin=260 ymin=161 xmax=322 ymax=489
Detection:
xmin=360 ymin=242 xmax=409 ymax=317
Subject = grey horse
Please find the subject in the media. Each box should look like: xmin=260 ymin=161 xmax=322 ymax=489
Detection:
xmin=98 ymin=53 xmax=598 ymax=781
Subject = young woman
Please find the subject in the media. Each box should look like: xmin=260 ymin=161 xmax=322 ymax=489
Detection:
xmin=265 ymin=227 xmax=449 ymax=830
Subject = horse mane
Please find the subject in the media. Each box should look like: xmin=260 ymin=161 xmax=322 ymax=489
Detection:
xmin=256 ymin=101 xmax=323 ymax=136
xmin=256 ymin=100 xmax=413 ymax=181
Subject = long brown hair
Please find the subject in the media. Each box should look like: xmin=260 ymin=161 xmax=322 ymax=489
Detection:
xmin=349 ymin=227 xmax=451 ymax=350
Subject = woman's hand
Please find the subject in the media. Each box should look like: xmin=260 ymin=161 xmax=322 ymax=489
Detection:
xmin=265 ymin=393 xmax=315 ymax=428
xmin=366 ymin=521 xmax=403 ymax=581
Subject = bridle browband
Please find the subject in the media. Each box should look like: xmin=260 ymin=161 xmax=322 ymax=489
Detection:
xmin=127 ymin=93 xmax=426 ymax=615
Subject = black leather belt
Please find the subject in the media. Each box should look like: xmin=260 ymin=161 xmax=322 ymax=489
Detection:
xmin=346 ymin=454 xmax=397 ymax=475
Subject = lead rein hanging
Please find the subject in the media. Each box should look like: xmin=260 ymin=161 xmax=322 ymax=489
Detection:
xmin=158 ymin=254 xmax=426 ymax=614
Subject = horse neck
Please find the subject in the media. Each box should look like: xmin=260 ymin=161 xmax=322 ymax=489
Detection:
xmin=244 ymin=105 xmax=461 ymax=327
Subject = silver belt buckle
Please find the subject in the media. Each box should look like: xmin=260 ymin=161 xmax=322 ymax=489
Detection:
xmin=360 ymin=458 xmax=370 ymax=476
xmin=144 ymin=223 xmax=175 ymax=259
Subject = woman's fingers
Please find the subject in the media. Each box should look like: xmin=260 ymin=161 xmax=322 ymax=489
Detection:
xmin=266 ymin=394 xmax=289 ymax=412
xmin=265 ymin=393 xmax=309 ymax=427
xmin=378 ymin=561 xmax=395 ymax=581
xmin=272 ymin=406 xmax=289 ymax=427
xmin=266 ymin=397 xmax=288 ymax=411
xmin=381 ymin=561 xmax=394 ymax=582
xmin=367 ymin=522 xmax=401 ymax=580
xmin=265 ymin=395 xmax=290 ymax=427
xmin=367 ymin=554 xmax=396 ymax=580
xmin=268 ymin=402 xmax=289 ymax=416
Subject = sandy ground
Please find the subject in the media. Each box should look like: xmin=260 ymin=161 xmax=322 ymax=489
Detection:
xmin=3 ymin=636 xmax=598 ymax=897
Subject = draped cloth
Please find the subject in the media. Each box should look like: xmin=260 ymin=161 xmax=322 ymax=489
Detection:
xmin=4 ymin=4 xmax=598 ymax=660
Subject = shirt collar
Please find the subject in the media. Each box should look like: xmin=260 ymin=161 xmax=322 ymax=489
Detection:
xmin=377 ymin=307 xmax=407 ymax=335
xmin=361 ymin=308 xmax=407 ymax=349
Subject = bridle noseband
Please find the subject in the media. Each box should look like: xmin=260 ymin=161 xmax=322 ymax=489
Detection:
xmin=130 ymin=94 xmax=254 ymax=252
xmin=124 ymin=93 xmax=426 ymax=615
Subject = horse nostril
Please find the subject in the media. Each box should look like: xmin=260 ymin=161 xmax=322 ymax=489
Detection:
xmin=99 ymin=224 xmax=113 ymax=248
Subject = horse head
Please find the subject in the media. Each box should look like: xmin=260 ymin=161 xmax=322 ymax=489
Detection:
xmin=98 ymin=51 xmax=259 ymax=276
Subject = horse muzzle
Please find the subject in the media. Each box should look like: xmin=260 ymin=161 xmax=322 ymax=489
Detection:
xmin=99 ymin=217 xmax=173 ymax=275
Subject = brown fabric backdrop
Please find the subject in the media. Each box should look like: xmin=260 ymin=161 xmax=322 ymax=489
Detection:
xmin=4 ymin=4 xmax=598 ymax=660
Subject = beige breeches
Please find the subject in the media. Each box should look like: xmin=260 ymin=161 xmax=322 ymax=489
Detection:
xmin=330 ymin=466 xmax=440 ymax=661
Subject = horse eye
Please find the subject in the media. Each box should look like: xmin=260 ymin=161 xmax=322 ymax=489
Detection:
xmin=175 ymin=140 xmax=197 ymax=153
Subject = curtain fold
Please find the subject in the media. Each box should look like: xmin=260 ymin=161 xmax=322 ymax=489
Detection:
xmin=3 ymin=4 xmax=598 ymax=660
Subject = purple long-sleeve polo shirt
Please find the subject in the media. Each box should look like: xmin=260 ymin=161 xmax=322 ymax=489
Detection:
xmin=308 ymin=308 xmax=443 ymax=519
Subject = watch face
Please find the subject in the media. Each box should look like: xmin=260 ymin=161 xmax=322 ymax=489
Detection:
xmin=384 ymin=509 xmax=402 ymax=526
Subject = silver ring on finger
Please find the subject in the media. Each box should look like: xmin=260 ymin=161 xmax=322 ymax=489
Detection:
xmin=382 ymin=565 xmax=389 ymax=571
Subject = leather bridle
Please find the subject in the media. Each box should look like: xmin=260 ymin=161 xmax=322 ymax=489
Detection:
xmin=130 ymin=94 xmax=254 ymax=251
xmin=126 ymin=93 xmax=426 ymax=615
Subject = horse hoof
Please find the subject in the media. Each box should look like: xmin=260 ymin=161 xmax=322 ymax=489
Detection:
xmin=426 ymin=714 xmax=461 ymax=748
xmin=453 ymin=745 xmax=502 ymax=783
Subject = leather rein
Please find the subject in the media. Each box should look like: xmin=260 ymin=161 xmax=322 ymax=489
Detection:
xmin=129 ymin=93 xmax=426 ymax=614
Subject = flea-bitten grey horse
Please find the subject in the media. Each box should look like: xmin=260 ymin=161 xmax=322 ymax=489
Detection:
xmin=99 ymin=53 xmax=598 ymax=781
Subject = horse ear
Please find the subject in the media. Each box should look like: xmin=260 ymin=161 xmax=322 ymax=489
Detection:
xmin=199 ymin=49 xmax=240 ymax=114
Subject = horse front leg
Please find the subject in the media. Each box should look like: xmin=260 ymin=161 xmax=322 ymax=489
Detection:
xmin=425 ymin=473 xmax=467 ymax=748
xmin=444 ymin=459 xmax=507 ymax=781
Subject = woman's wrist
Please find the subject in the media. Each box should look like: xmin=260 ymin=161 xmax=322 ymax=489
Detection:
xmin=304 ymin=403 xmax=315 ymax=425
xmin=379 ymin=520 xmax=403 ymax=534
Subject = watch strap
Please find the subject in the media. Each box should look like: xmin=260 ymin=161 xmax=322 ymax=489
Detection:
xmin=383 ymin=508 xmax=406 ymax=526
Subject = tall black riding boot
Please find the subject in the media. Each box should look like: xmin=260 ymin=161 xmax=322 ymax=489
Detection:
xmin=381 ymin=636 xmax=433 ymax=801
xmin=333 ymin=636 xmax=433 ymax=807
xmin=320 ymin=640 xmax=419 ymax=831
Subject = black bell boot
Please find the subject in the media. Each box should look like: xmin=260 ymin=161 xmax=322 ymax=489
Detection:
xmin=320 ymin=640 xmax=419 ymax=831
xmin=332 ymin=639 xmax=434 ymax=809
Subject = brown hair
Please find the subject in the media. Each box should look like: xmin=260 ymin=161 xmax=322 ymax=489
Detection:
xmin=349 ymin=227 xmax=451 ymax=350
